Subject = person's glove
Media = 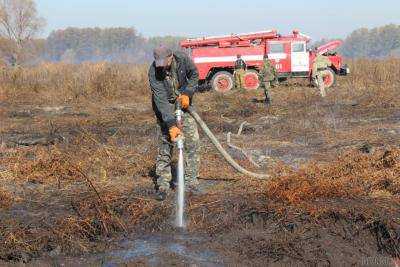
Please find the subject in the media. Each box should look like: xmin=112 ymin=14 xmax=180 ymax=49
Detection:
xmin=177 ymin=94 xmax=190 ymax=109
xmin=169 ymin=126 xmax=182 ymax=142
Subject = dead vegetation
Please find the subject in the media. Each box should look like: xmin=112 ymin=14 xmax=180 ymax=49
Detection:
xmin=0 ymin=62 xmax=149 ymax=104
xmin=0 ymin=59 xmax=399 ymax=265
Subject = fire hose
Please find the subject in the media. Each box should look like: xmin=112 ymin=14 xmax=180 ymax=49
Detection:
xmin=187 ymin=107 xmax=270 ymax=180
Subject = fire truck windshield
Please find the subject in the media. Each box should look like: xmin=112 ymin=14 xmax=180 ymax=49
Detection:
xmin=292 ymin=43 xmax=305 ymax=52
xmin=269 ymin=43 xmax=284 ymax=53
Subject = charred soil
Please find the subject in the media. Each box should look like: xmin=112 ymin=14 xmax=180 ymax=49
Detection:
xmin=0 ymin=59 xmax=399 ymax=266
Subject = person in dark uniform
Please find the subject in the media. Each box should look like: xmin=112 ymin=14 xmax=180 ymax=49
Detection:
xmin=148 ymin=46 xmax=201 ymax=201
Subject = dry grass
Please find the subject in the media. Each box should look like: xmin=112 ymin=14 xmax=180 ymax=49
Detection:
xmin=187 ymin=147 xmax=400 ymax=264
xmin=0 ymin=59 xmax=399 ymax=264
xmin=0 ymin=138 xmax=161 ymax=260
xmin=0 ymin=62 xmax=149 ymax=104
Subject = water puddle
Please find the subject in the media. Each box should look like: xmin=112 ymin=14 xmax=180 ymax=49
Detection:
xmin=102 ymin=233 xmax=222 ymax=266
xmin=39 ymin=233 xmax=225 ymax=267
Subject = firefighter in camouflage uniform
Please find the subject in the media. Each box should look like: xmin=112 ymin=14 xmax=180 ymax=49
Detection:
xmin=259 ymin=54 xmax=277 ymax=104
xmin=234 ymin=54 xmax=247 ymax=89
xmin=312 ymin=49 xmax=332 ymax=98
xmin=148 ymin=46 xmax=201 ymax=201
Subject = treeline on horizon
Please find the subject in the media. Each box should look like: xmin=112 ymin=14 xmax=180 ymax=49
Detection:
xmin=0 ymin=27 xmax=186 ymax=65
xmin=341 ymin=24 xmax=400 ymax=58
xmin=1 ymin=24 xmax=400 ymax=65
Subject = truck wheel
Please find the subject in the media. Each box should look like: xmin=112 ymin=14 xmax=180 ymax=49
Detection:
xmin=323 ymin=68 xmax=336 ymax=88
xmin=243 ymin=70 xmax=260 ymax=91
xmin=211 ymin=71 xmax=234 ymax=93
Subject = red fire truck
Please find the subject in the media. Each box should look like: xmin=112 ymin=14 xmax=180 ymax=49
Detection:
xmin=180 ymin=30 xmax=349 ymax=93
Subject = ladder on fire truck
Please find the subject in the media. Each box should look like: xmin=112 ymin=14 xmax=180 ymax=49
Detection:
xmin=180 ymin=30 xmax=279 ymax=48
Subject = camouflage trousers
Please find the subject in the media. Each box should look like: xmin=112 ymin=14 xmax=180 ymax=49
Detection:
xmin=262 ymin=81 xmax=272 ymax=102
xmin=234 ymin=69 xmax=246 ymax=89
xmin=156 ymin=112 xmax=200 ymax=192
xmin=314 ymin=70 xmax=327 ymax=98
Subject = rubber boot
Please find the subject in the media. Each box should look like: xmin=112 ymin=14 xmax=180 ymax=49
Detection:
xmin=155 ymin=189 xmax=168 ymax=201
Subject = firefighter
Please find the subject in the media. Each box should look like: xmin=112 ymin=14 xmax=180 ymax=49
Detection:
xmin=259 ymin=54 xmax=277 ymax=104
xmin=148 ymin=46 xmax=201 ymax=201
xmin=311 ymin=49 xmax=332 ymax=98
xmin=234 ymin=54 xmax=246 ymax=89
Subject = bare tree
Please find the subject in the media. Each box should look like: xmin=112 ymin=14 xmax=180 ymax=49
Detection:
xmin=0 ymin=0 xmax=45 ymax=62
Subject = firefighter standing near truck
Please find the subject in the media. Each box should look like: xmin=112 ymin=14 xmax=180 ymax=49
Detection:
xmin=259 ymin=54 xmax=277 ymax=104
xmin=312 ymin=49 xmax=332 ymax=98
xmin=148 ymin=46 xmax=201 ymax=201
xmin=234 ymin=54 xmax=247 ymax=89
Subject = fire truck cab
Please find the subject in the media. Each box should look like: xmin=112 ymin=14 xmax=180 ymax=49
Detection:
xmin=180 ymin=30 xmax=349 ymax=93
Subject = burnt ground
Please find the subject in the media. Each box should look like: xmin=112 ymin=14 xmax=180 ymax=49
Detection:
xmin=0 ymin=64 xmax=400 ymax=266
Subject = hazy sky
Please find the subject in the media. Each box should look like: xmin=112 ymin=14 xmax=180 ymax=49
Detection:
xmin=36 ymin=0 xmax=400 ymax=40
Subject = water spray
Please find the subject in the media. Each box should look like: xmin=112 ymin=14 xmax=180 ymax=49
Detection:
xmin=175 ymin=101 xmax=186 ymax=228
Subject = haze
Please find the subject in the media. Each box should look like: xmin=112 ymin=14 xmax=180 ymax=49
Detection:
xmin=36 ymin=0 xmax=400 ymax=40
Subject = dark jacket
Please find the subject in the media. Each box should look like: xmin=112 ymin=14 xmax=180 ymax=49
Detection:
xmin=234 ymin=58 xmax=247 ymax=70
xmin=148 ymin=51 xmax=199 ymax=129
